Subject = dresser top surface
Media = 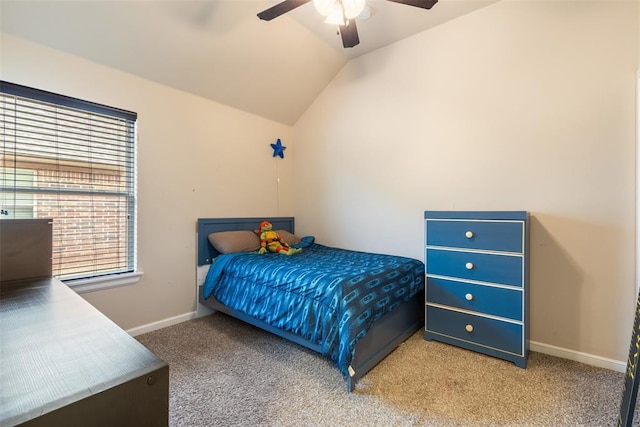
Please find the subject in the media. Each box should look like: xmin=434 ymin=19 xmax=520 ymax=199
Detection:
xmin=424 ymin=211 xmax=528 ymax=221
xmin=0 ymin=277 xmax=167 ymax=425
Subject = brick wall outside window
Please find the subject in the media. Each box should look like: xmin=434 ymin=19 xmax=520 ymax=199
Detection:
xmin=33 ymin=166 xmax=129 ymax=278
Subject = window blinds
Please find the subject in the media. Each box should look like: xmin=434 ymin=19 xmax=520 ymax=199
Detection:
xmin=0 ymin=81 xmax=137 ymax=281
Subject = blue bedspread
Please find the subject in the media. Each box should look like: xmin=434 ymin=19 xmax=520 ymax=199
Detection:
xmin=203 ymin=242 xmax=424 ymax=377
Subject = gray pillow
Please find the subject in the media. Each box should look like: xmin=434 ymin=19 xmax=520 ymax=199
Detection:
xmin=274 ymin=229 xmax=301 ymax=246
xmin=208 ymin=231 xmax=260 ymax=254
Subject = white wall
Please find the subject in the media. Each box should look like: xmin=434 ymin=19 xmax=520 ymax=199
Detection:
xmin=294 ymin=0 xmax=638 ymax=362
xmin=0 ymin=34 xmax=295 ymax=330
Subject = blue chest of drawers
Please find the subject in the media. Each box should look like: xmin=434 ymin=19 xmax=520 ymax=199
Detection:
xmin=424 ymin=211 xmax=529 ymax=368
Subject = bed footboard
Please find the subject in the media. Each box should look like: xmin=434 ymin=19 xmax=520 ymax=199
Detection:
xmin=347 ymin=291 xmax=424 ymax=392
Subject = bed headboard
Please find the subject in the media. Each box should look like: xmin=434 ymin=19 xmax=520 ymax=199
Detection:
xmin=197 ymin=217 xmax=295 ymax=266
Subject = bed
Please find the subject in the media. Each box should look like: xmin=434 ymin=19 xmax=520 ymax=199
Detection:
xmin=197 ymin=217 xmax=424 ymax=392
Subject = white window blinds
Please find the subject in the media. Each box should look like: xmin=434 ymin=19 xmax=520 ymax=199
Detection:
xmin=0 ymin=81 xmax=137 ymax=281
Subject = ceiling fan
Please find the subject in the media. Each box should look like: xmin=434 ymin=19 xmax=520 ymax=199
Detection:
xmin=257 ymin=0 xmax=438 ymax=48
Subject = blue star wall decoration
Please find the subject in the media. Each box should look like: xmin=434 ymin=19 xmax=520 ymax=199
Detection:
xmin=270 ymin=138 xmax=286 ymax=159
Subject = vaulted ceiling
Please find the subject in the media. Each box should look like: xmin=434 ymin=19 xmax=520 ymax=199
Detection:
xmin=1 ymin=0 xmax=498 ymax=125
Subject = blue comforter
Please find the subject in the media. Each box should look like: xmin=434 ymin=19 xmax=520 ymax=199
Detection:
xmin=203 ymin=242 xmax=424 ymax=377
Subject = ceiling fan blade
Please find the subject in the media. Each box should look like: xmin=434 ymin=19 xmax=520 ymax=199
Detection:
xmin=257 ymin=0 xmax=312 ymax=21
xmin=384 ymin=0 xmax=438 ymax=9
xmin=339 ymin=20 xmax=360 ymax=48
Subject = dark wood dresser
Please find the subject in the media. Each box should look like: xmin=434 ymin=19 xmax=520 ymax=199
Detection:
xmin=0 ymin=219 xmax=169 ymax=426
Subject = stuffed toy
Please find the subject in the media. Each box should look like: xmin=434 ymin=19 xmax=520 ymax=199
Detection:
xmin=257 ymin=221 xmax=302 ymax=256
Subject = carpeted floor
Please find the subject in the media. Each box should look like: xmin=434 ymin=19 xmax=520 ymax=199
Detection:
xmin=136 ymin=313 xmax=632 ymax=426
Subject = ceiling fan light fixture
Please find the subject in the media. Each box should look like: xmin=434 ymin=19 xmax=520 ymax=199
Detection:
xmin=313 ymin=0 xmax=334 ymax=16
xmin=357 ymin=5 xmax=371 ymax=20
xmin=324 ymin=3 xmax=346 ymax=25
xmin=342 ymin=0 xmax=365 ymax=19
xmin=314 ymin=0 xmax=365 ymax=23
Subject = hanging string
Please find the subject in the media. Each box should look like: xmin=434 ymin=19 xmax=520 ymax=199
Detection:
xmin=270 ymin=138 xmax=285 ymax=216
xmin=275 ymin=156 xmax=281 ymax=216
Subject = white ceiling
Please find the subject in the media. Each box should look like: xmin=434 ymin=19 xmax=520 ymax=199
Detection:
xmin=1 ymin=0 xmax=498 ymax=125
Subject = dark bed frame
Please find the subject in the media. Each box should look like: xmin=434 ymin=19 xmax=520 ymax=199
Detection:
xmin=197 ymin=217 xmax=424 ymax=392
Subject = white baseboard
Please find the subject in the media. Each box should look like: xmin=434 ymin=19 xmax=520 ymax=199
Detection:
xmin=126 ymin=312 xmax=628 ymax=374
xmin=530 ymin=340 xmax=626 ymax=373
xmin=126 ymin=311 xmax=198 ymax=337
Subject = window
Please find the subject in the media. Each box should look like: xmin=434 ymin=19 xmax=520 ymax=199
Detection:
xmin=0 ymin=81 xmax=137 ymax=285
xmin=0 ymin=167 xmax=34 ymax=218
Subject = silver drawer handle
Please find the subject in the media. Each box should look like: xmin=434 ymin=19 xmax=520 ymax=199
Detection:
xmin=465 ymin=231 xmax=474 ymax=238
xmin=465 ymin=262 xmax=474 ymax=270
xmin=465 ymin=293 xmax=473 ymax=301
xmin=465 ymin=324 xmax=474 ymax=333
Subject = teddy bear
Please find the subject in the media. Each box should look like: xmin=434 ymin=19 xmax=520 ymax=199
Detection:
xmin=257 ymin=221 xmax=302 ymax=256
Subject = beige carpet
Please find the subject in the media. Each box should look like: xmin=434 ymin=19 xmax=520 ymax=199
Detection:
xmin=136 ymin=313 xmax=631 ymax=426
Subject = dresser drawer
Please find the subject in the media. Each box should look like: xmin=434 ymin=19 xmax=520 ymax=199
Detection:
xmin=426 ymin=306 xmax=523 ymax=355
xmin=427 ymin=277 xmax=523 ymax=321
xmin=426 ymin=220 xmax=523 ymax=253
xmin=426 ymin=248 xmax=523 ymax=287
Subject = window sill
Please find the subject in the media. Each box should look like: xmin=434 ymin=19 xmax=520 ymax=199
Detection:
xmin=64 ymin=271 xmax=143 ymax=294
